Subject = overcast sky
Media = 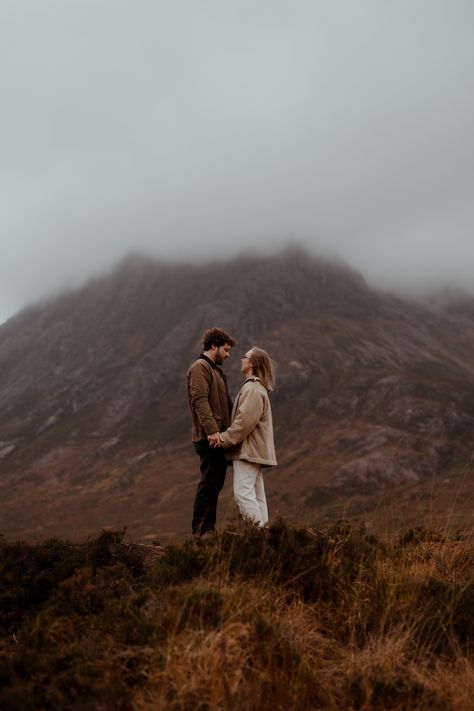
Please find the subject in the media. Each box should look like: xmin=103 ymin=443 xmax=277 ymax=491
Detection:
xmin=1 ymin=1 xmax=474 ymax=324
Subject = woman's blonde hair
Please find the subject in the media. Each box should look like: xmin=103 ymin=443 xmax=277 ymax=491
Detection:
xmin=249 ymin=347 xmax=275 ymax=392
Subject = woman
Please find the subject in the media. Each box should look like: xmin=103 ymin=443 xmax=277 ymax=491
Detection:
xmin=211 ymin=347 xmax=276 ymax=527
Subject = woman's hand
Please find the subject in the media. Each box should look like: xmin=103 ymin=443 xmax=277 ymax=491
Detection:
xmin=208 ymin=432 xmax=221 ymax=448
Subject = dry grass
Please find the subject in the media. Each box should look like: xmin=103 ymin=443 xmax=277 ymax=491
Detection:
xmin=1 ymin=521 xmax=474 ymax=709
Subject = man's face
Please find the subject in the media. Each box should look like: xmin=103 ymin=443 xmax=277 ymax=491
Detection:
xmin=214 ymin=343 xmax=232 ymax=365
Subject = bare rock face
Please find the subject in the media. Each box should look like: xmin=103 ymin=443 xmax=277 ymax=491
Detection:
xmin=332 ymin=454 xmax=420 ymax=489
xmin=0 ymin=443 xmax=15 ymax=459
xmin=0 ymin=249 xmax=473 ymax=541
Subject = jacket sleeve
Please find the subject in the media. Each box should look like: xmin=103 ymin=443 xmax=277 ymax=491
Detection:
xmin=188 ymin=362 xmax=219 ymax=435
xmin=219 ymin=386 xmax=264 ymax=448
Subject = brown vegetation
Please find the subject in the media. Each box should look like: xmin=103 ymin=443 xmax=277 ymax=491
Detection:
xmin=1 ymin=520 xmax=474 ymax=709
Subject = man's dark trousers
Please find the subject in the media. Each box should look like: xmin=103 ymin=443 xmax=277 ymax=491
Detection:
xmin=192 ymin=440 xmax=228 ymax=535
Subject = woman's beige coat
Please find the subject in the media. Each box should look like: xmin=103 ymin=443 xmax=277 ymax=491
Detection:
xmin=219 ymin=377 xmax=277 ymax=467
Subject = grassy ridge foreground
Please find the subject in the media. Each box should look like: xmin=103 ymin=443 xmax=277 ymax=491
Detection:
xmin=1 ymin=521 xmax=474 ymax=710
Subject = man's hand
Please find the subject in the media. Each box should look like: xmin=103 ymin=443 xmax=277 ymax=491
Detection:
xmin=208 ymin=432 xmax=221 ymax=448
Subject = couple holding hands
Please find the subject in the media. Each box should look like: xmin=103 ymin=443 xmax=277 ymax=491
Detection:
xmin=186 ymin=327 xmax=276 ymax=536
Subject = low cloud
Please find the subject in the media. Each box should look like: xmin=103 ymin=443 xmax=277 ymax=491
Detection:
xmin=1 ymin=1 xmax=474 ymax=322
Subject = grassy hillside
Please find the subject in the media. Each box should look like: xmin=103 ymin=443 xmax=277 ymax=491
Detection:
xmin=1 ymin=520 xmax=474 ymax=710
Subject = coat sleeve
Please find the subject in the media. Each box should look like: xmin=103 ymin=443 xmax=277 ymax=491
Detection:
xmin=188 ymin=362 xmax=219 ymax=435
xmin=219 ymin=386 xmax=264 ymax=448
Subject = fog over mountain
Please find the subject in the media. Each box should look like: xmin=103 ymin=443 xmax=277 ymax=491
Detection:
xmin=1 ymin=1 xmax=474 ymax=325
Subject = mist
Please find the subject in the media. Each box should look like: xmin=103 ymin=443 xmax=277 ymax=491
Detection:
xmin=1 ymin=1 xmax=474 ymax=324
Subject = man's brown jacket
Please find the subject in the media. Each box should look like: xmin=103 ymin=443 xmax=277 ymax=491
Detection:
xmin=186 ymin=355 xmax=233 ymax=442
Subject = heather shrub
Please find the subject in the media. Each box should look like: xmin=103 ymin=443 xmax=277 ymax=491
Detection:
xmin=0 ymin=528 xmax=150 ymax=637
xmin=409 ymin=575 xmax=474 ymax=656
xmin=86 ymin=528 xmax=144 ymax=577
xmin=0 ymin=537 xmax=86 ymax=632
xmin=410 ymin=577 xmax=458 ymax=655
xmin=347 ymin=667 xmax=448 ymax=711
xmin=216 ymin=518 xmax=380 ymax=604
xmin=452 ymin=577 xmax=474 ymax=648
xmin=158 ymin=540 xmax=208 ymax=585
xmin=399 ymin=526 xmax=445 ymax=545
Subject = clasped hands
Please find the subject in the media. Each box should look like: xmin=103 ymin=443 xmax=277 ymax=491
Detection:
xmin=208 ymin=432 xmax=222 ymax=448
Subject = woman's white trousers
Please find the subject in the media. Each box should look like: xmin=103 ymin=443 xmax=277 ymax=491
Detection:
xmin=233 ymin=460 xmax=268 ymax=527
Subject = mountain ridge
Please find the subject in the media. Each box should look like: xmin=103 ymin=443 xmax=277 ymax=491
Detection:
xmin=0 ymin=249 xmax=473 ymax=541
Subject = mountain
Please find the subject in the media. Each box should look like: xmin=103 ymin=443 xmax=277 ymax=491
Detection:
xmin=0 ymin=249 xmax=473 ymax=542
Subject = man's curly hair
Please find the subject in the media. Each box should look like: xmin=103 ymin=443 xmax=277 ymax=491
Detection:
xmin=202 ymin=327 xmax=237 ymax=351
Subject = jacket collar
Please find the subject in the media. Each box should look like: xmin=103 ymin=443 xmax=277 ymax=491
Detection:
xmin=199 ymin=353 xmax=217 ymax=368
xmin=199 ymin=354 xmax=227 ymax=382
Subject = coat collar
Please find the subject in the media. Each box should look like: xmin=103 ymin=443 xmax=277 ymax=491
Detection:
xmin=199 ymin=353 xmax=227 ymax=382
xmin=199 ymin=353 xmax=217 ymax=368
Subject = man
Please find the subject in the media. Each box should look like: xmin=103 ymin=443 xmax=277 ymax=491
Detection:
xmin=186 ymin=326 xmax=236 ymax=536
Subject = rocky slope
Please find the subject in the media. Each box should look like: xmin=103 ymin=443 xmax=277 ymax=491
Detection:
xmin=0 ymin=249 xmax=473 ymax=541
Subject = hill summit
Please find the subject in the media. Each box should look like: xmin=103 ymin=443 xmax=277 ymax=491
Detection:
xmin=0 ymin=249 xmax=473 ymax=541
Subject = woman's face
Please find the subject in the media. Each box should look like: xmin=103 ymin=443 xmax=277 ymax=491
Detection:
xmin=240 ymin=351 xmax=253 ymax=377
